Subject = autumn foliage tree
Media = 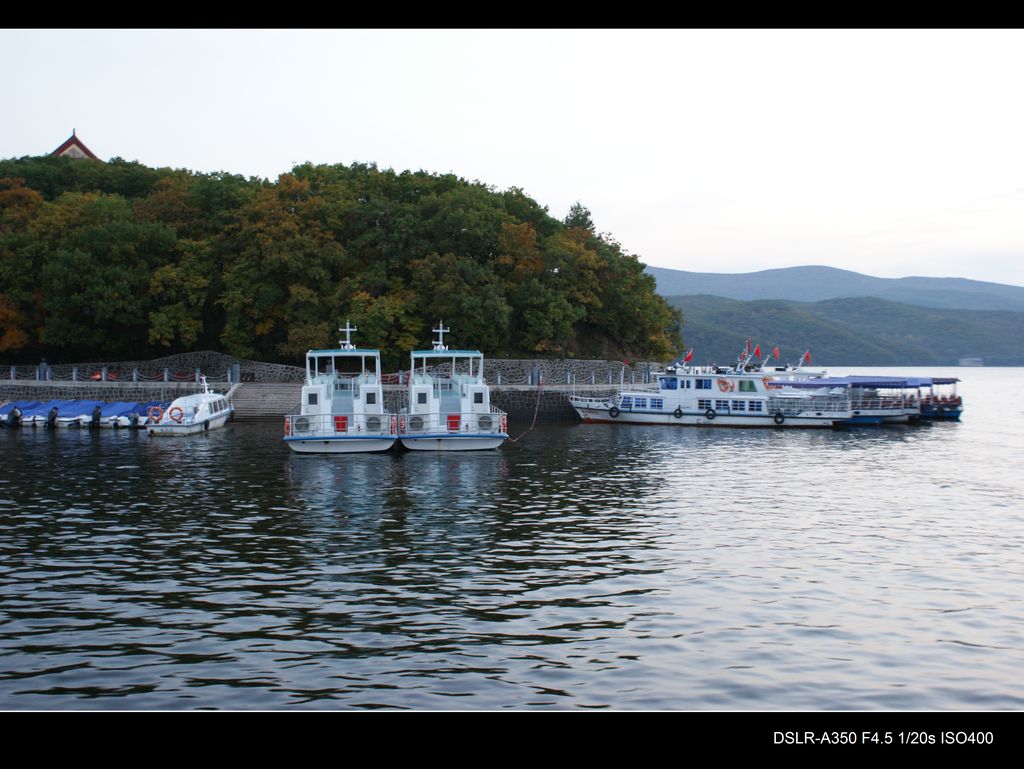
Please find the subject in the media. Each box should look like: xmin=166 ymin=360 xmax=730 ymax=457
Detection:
xmin=0 ymin=155 xmax=681 ymax=364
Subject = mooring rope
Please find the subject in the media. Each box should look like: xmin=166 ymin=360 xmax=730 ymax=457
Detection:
xmin=505 ymin=381 xmax=544 ymax=443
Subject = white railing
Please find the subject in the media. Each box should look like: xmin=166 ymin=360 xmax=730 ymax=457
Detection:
xmin=397 ymin=406 xmax=507 ymax=436
xmin=284 ymin=412 xmax=398 ymax=438
xmin=768 ymin=396 xmax=851 ymax=415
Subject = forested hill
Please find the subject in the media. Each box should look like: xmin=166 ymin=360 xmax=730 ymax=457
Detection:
xmin=668 ymin=294 xmax=1024 ymax=366
xmin=647 ymin=264 xmax=1024 ymax=312
xmin=0 ymin=155 xmax=680 ymax=367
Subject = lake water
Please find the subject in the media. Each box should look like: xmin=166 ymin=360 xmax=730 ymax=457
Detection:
xmin=1 ymin=367 xmax=1022 ymax=710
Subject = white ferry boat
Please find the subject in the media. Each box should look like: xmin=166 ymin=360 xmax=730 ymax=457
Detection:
xmin=147 ymin=377 xmax=234 ymax=436
xmin=283 ymin=322 xmax=397 ymax=453
xmin=399 ymin=322 xmax=508 ymax=450
xmin=570 ymin=362 xmax=852 ymax=428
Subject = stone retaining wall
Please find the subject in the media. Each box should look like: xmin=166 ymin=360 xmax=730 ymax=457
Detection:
xmin=6 ymin=351 xmax=665 ymax=386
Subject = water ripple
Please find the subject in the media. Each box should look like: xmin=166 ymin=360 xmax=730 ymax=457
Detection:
xmin=1 ymin=367 xmax=1023 ymax=708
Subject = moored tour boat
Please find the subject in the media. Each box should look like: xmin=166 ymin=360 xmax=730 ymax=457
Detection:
xmin=147 ymin=377 xmax=233 ymax=436
xmin=399 ymin=322 xmax=508 ymax=450
xmin=283 ymin=322 xmax=398 ymax=453
xmin=571 ymin=364 xmax=852 ymax=428
xmin=918 ymin=377 xmax=963 ymax=421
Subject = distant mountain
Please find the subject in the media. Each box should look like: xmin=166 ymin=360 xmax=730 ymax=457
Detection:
xmin=667 ymin=294 xmax=1024 ymax=366
xmin=646 ymin=265 xmax=1024 ymax=312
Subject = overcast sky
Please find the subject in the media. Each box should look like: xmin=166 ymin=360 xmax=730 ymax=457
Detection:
xmin=4 ymin=29 xmax=1023 ymax=286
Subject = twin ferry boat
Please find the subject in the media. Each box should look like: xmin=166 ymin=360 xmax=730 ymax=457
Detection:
xmin=569 ymin=349 xmax=963 ymax=429
xmin=283 ymin=322 xmax=508 ymax=453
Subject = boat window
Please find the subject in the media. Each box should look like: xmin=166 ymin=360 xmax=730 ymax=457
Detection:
xmin=739 ymin=381 xmax=757 ymax=393
xmin=696 ymin=379 xmax=712 ymax=390
xmin=749 ymin=401 xmax=764 ymax=412
xmin=633 ymin=397 xmax=647 ymax=409
xmin=698 ymin=399 xmax=712 ymax=410
xmin=650 ymin=398 xmax=664 ymax=410
xmin=715 ymin=400 xmax=730 ymax=411
xmin=620 ymin=396 xmax=633 ymax=410
xmin=732 ymin=400 xmax=746 ymax=411
xmin=474 ymin=392 xmax=483 ymax=404
xmin=365 ymin=392 xmax=376 ymax=405
xmin=659 ymin=377 xmax=677 ymax=390
xmin=681 ymin=379 xmax=691 ymax=389
xmin=417 ymin=392 xmax=427 ymax=405
xmin=308 ymin=393 xmax=318 ymax=405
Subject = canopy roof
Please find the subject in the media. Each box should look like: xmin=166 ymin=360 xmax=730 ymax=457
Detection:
xmin=778 ymin=375 xmax=958 ymax=389
xmin=411 ymin=349 xmax=483 ymax=358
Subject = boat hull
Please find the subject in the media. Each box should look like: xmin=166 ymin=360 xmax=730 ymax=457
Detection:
xmin=148 ymin=412 xmax=231 ymax=436
xmin=572 ymin=404 xmax=839 ymax=429
xmin=285 ymin=435 xmax=397 ymax=453
xmin=400 ymin=433 xmax=507 ymax=451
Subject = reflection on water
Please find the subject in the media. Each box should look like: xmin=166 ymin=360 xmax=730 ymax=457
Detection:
xmin=1 ymin=367 xmax=1023 ymax=709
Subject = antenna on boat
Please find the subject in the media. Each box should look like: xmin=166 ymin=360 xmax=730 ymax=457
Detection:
xmin=432 ymin=321 xmax=449 ymax=351
xmin=339 ymin=320 xmax=357 ymax=351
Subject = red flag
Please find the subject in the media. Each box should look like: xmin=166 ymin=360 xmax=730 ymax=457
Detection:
xmin=753 ymin=344 xmax=761 ymax=358
xmin=683 ymin=348 xmax=693 ymax=363
xmin=772 ymin=346 xmax=780 ymax=359
xmin=804 ymin=350 xmax=811 ymax=364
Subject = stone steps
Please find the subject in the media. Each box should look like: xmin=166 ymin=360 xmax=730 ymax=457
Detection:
xmin=230 ymin=383 xmax=302 ymax=421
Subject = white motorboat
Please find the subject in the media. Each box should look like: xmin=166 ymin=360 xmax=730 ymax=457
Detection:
xmin=399 ymin=322 xmax=507 ymax=450
xmin=283 ymin=322 xmax=398 ymax=453
xmin=147 ymin=377 xmax=233 ymax=436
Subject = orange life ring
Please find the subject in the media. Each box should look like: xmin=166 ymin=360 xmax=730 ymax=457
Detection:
xmin=148 ymin=405 xmax=163 ymax=421
xmin=717 ymin=378 xmax=734 ymax=392
xmin=168 ymin=406 xmax=184 ymax=423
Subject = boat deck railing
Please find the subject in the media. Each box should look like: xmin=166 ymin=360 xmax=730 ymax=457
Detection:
xmin=767 ymin=396 xmax=851 ymax=416
xmin=284 ymin=411 xmax=398 ymax=438
xmin=399 ymin=406 xmax=506 ymax=436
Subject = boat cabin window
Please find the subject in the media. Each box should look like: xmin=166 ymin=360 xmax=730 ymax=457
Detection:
xmin=365 ymin=392 xmax=376 ymax=405
xmin=696 ymin=379 xmax=712 ymax=390
xmin=474 ymin=392 xmax=483 ymax=404
xmin=417 ymin=392 xmax=427 ymax=405
xmin=659 ymin=377 xmax=677 ymax=390
xmin=620 ymin=396 xmax=632 ymax=409
xmin=650 ymin=398 xmax=664 ymax=410
xmin=732 ymin=400 xmax=746 ymax=411
xmin=633 ymin=397 xmax=647 ymax=409
xmin=749 ymin=401 xmax=764 ymax=412
xmin=308 ymin=393 xmax=318 ymax=405
xmin=739 ymin=381 xmax=757 ymax=393
xmin=715 ymin=399 xmax=730 ymax=411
